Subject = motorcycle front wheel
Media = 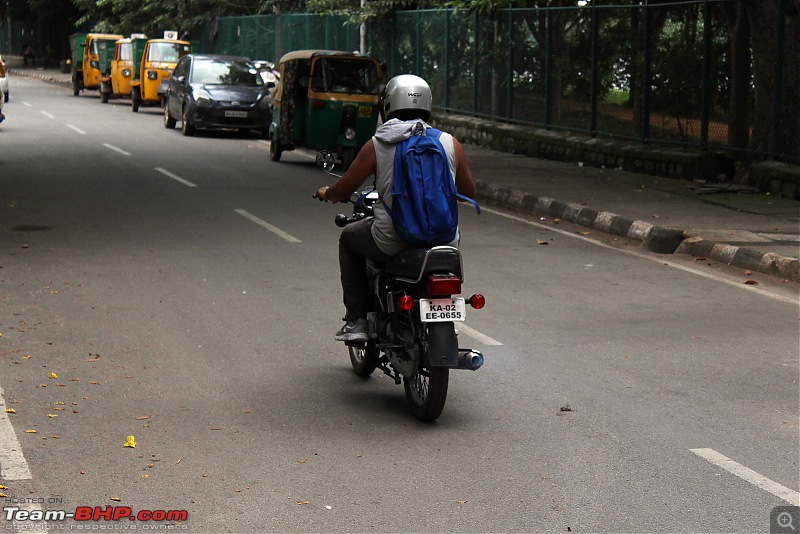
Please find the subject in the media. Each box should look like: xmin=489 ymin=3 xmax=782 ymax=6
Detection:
xmin=404 ymin=366 xmax=449 ymax=421
xmin=349 ymin=343 xmax=378 ymax=377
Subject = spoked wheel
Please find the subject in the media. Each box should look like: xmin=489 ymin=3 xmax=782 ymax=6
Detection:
xmin=349 ymin=342 xmax=378 ymax=377
xmin=404 ymin=366 xmax=449 ymax=421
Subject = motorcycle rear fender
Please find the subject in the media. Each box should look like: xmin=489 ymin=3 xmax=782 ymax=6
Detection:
xmin=426 ymin=322 xmax=458 ymax=367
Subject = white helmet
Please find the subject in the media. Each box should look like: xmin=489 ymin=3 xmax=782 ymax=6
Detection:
xmin=382 ymin=74 xmax=432 ymax=121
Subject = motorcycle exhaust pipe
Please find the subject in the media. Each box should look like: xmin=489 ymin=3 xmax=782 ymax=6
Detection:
xmin=456 ymin=349 xmax=484 ymax=371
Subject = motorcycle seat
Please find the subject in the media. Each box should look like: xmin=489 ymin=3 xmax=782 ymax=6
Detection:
xmin=385 ymin=246 xmax=463 ymax=283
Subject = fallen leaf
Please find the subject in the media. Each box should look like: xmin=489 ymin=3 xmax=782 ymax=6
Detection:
xmin=296 ymin=501 xmax=309 ymax=505
xmin=25 ymin=429 xmax=37 ymax=433
xmin=5 ymin=408 xmax=16 ymax=414
xmin=537 ymin=240 xmax=549 ymax=246
xmin=744 ymin=279 xmax=759 ymax=285
xmin=40 ymin=384 xmax=47 ymax=388
xmin=0 ymin=493 xmax=6 ymax=498
xmin=54 ymin=402 xmax=65 ymax=405
xmin=0 ymin=485 xmax=8 ymax=490
xmin=578 ymin=231 xmax=591 ymax=235
xmin=49 ymin=372 xmax=58 ymax=379
xmin=457 ymin=500 xmax=468 ymax=504
xmin=141 ymin=474 xmax=149 ymax=480
xmin=692 ymin=257 xmax=708 ymax=261
xmin=124 ymin=435 xmax=137 ymax=448
xmin=110 ymin=497 xmax=121 ymax=502
xmin=50 ymin=436 xmax=60 ymax=439
xmin=23 ymin=355 xmax=32 ymax=359
xmin=47 ymin=414 xmax=58 ymax=418
xmin=744 ymin=270 xmax=752 ymax=275
xmin=135 ymin=415 xmax=151 ymax=420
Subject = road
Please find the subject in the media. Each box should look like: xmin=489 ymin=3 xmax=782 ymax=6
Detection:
xmin=0 ymin=75 xmax=798 ymax=533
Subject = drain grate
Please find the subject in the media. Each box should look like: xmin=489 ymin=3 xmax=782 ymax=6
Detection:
xmin=11 ymin=225 xmax=53 ymax=232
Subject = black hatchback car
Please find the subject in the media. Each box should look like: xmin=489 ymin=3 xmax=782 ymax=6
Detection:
xmin=164 ymin=54 xmax=272 ymax=137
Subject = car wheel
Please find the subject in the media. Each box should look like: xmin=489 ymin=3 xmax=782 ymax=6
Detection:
xmin=164 ymin=101 xmax=176 ymax=129
xmin=181 ymin=106 xmax=194 ymax=137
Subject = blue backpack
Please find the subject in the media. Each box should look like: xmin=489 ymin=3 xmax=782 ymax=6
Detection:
xmin=387 ymin=125 xmax=480 ymax=246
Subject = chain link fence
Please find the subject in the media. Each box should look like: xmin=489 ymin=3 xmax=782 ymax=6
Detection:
xmin=200 ymin=1 xmax=798 ymax=165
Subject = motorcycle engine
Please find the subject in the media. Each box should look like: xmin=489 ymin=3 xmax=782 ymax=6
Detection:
xmin=386 ymin=323 xmax=419 ymax=377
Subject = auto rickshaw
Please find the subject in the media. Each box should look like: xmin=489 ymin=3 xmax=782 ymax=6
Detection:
xmin=131 ymin=35 xmax=191 ymax=112
xmin=268 ymin=50 xmax=382 ymax=169
xmin=99 ymin=38 xmax=133 ymax=102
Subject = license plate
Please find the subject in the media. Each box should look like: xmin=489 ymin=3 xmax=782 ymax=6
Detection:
xmin=419 ymin=298 xmax=466 ymax=322
xmin=224 ymin=110 xmax=248 ymax=118
xmin=358 ymin=106 xmax=372 ymax=118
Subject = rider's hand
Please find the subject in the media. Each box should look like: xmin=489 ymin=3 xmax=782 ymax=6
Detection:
xmin=316 ymin=186 xmax=330 ymax=202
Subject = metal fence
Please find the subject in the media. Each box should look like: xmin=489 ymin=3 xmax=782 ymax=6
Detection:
xmin=200 ymin=1 xmax=798 ymax=164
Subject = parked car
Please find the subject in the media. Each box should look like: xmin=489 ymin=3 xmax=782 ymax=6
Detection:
xmin=164 ymin=54 xmax=272 ymax=137
xmin=0 ymin=56 xmax=9 ymax=102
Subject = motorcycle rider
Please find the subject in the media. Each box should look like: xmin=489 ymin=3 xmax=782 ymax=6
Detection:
xmin=316 ymin=74 xmax=477 ymax=342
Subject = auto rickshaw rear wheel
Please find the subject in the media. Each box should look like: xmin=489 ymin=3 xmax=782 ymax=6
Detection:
xmin=270 ymin=139 xmax=282 ymax=162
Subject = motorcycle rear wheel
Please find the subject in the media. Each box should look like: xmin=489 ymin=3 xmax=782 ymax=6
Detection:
xmin=349 ymin=343 xmax=378 ymax=377
xmin=404 ymin=366 xmax=449 ymax=421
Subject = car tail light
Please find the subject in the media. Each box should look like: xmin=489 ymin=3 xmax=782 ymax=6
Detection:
xmin=398 ymin=295 xmax=414 ymax=311
xmin=468 ymin=294 xmax=486 ymax=309
xmin=428 ymin=276 xmax=461 ymax=296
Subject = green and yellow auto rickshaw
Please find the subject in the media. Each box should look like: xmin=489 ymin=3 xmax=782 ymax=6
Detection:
xmin=268 ymin=50 xmax=383 ymax=169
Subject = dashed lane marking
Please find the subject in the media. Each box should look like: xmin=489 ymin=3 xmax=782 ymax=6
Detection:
xmin=66 ymin=124 xmax=86 ymax=135
xmin=0 ymin=386 xmax=33 ymax=480
xmin=155 ymin=167 xmax=197 ymax=188
xmin=102 ymin=143 xmax=131 ymax=156
xmin=40 ymin=111 xmax=54 ymax=119
xmin=235 ymin=209 xmax=301 ymax=243
xmin=458 ymin=324 xmax=503 ymax=346
xmin=690 ymin=448 xmax=800 ymax=505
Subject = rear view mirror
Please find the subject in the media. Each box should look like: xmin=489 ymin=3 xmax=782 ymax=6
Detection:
xmin=316 ymin=151 xmax=336 ymax=172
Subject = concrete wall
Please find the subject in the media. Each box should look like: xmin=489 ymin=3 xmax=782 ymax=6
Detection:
xmin=431 ymin=112 xmax=800 ymax=200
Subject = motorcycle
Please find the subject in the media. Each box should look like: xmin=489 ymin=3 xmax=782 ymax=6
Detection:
xmin=315 ymin=152 xmax=486 ymax=421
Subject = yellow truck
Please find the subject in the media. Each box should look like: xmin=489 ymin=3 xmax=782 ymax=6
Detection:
xmin=69 ymin=32 xmax=124 ymax=96
xmin=130 ymin=34 xmax=191 ymax=112
xmin=99 ymin=38 xmax=135 ymax=103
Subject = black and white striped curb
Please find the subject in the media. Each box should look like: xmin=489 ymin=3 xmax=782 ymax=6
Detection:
xmin=476 ymin=181 xmax=800 ymax=282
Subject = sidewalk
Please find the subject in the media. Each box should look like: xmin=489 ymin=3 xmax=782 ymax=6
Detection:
xmin=11 ymin=67 xmax=800 ymax=282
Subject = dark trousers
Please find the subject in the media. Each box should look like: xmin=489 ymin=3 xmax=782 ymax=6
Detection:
xmin=339 ymin=218 xmax=393 ymax=321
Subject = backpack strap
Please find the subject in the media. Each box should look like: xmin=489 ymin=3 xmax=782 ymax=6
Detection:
xmin=425 ymin=127 xmax=481 ymax=215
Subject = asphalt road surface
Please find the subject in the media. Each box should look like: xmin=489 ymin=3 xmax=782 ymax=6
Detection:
xmin=0 ymin=76 xmax=798 ymax=533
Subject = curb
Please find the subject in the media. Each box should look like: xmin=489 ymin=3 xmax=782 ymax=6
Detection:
xmin=475 ymin=181 xmax=800 ymax=283
xmin=9 ymin=68 xmax=72 ymax=86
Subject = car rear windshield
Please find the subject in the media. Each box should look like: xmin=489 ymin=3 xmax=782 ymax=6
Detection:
xmin=192 ymin=59 xmax=262 ymax=87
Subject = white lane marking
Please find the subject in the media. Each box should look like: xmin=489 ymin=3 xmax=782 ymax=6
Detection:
xmin=458 ymin=324 xmax=503 ymax=346
xmin=102 ymin=143 xmax=131 ymax=156
xmin=690 ymin=448 xmax=800 ymax=505
xmin=0 ymin=386 xmax=33 ymax=480
xmin=66 ymin=124 xmax=86 ymax=135
xmin=22 ymin=102 xmax=31 ymax=107
xmin=481 ymin=206 xmax=799 ymax=305
xmin=234 ymin=209 xmax=301 ymax=243
xmin=40 ymin=111 xmax=54 ymax=119
xmin=155 ymin=167 xmax=197 ymax=188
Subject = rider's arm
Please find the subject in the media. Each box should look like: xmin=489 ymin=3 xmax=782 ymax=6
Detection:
xmin=452 ymin=137 xmax=476 ymax=199
xmin=316 ymin=139 xmax=377 ymax=203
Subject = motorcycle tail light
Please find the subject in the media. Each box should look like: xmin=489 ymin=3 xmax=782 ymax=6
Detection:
xmin=398 ymin=295 xmax=414 ymax=311
xmin=428 ymin=276 xmax=461 ymax=296
xmin=468 ymin=294 xmax=486 ymax=309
